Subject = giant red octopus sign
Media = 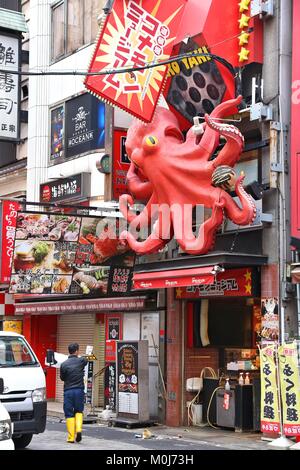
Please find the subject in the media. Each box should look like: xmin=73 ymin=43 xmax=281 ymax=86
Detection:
xmin=119 ymin=95 xmax=256 ymax=255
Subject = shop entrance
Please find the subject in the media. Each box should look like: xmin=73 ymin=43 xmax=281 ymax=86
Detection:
xmin=31 ymin=315 xmax=57 ymax=399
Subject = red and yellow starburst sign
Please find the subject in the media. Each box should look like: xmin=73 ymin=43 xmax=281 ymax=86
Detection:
xmin=85 ymin=0 xmax=187 ymax=122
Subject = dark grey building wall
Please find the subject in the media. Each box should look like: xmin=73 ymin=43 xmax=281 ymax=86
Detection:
xmin=0 ymin=0 xmax=20 ymax=11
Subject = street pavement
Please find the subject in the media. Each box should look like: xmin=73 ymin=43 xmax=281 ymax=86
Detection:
xmin=25 ymin=418 xmax=269 ymax=451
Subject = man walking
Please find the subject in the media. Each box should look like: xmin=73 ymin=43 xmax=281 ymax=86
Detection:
xmin=60 ymin=343 xmax=87 ymax=443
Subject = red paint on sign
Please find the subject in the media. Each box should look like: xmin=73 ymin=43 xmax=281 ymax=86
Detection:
xmin=85 ymin=0 xmax=187 ymax=122
xmin=0 ymin=201 xmax=20 ymax=283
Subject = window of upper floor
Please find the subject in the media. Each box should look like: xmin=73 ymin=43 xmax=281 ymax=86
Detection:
xmin=51 ymin=0 xmax=105 ymax=63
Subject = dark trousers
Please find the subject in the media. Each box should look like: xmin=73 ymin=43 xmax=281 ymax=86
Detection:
xmin=63 ymin=388 xmax=84 ymax=418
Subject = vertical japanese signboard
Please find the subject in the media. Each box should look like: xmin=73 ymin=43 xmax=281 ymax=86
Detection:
xmin=260 ymin=344 xmax=280 ymax=434
xmin=85 ymin=0 xmax=187 ymax=122
xmin=278 ymin=342 xmax=300 ymax=436
xmin=0 ymin=34 xmax=20 ymax=141
xmin=0 ymin=201 xmax=20 ymax=283
xmin=291 ymin=0 xmax=300 ymax=248
xmin=117 ymin=342 xmax=139 ymax=416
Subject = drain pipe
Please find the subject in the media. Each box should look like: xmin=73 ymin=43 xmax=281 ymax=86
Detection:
xmin=278 ymin=0 xmax=292 ymax=343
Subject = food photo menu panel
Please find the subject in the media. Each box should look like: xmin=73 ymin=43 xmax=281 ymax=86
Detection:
xmin=9 ymin=212 xmax=134 ymax=297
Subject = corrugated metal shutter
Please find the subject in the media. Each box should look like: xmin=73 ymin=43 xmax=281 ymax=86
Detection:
xmin=93 ymin=320 xmax=105 ymax=407
xmin=56 ymin=313 xmax=95 ymax=403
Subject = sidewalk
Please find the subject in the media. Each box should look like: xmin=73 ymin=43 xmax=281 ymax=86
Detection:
xmin=46 ymin=401 xmax=273 ymax=450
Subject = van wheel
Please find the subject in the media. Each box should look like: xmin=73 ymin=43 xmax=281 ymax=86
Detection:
xmin=13 ymin=433 xmax=33 ymax=449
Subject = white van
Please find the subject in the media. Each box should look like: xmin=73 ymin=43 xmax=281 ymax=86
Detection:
xmin=0 ymin=332 xmax=47 ymax=449
xmin=0 ymin=378 xmax=14 ymax=450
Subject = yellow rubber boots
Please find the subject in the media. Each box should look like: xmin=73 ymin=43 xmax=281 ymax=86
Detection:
xmin=75 ymin=412 xmax=83 ymax=442
xmin=66 ymin=417 xmax=75 ymax=443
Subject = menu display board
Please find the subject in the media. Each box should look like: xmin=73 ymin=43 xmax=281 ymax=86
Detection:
xmin=117 ymin=342 xmax=139 ymax=415
xmin=9 ymin=212 xmax=134 ymax=297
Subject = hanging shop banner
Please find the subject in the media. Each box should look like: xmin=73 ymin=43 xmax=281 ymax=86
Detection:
xmin=117 ymin=342 xmax=139 ymax=415
xmin=40 ymin=173 xmax=91 ymax=204
xmin=260 ymin=298 xmax=279 ymax=342
xmin=84 ymin=0 xmax=187 ymax=122
xmin=175 ymin=268 xmax=258 ymax=299
xmin=0 ymin=34 xmax=20 ymax=141
xmin=9 ymin=211 xmax=134 ymax=297
xmin=260 ymin=344 xmax=280 ymax=434
xmin=278 ymin=342 xmax=300 ymax=436
xmin=105 ymin=362 xmax=117 ymax=411
xmin=112 ymin=129 xmax=130 ymax=201
xmin=0 ymin=201 xmax=21 ymax=283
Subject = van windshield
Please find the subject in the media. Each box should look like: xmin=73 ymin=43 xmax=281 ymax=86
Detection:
xmin=0 ymin=337 xmax=38 ymax=367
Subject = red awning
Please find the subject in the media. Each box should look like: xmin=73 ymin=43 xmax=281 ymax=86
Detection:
xmin=133 ymin=266 xmax=215 ymax=290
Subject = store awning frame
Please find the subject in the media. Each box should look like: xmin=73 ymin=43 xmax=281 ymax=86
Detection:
xmin=133 ymin=266 xmax=216 ymax=290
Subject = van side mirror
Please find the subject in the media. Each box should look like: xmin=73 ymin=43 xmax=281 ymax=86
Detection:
xmin=0 ymin=378 xmax=4 ymax=394
xmin=46 ymin=349 xmax=55 ymax=365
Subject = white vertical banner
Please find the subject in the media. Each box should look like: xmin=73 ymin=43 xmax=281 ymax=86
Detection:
xmin=0 ymin=34 xmax=20 ymax=140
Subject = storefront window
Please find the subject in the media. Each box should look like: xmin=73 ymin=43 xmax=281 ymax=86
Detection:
xmin=51 ymin=0 xmax=104 ymax=62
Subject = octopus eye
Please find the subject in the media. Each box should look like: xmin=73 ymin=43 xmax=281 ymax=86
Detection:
xmin=145 ymin=135 xmax=158 ymax=147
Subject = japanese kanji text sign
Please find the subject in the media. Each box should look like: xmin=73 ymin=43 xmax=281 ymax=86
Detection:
xmin=278 ymin=342 xmax=300 ymax=436
xmin=0 ymin=34 xmax=19 ymax=140
xmin=85 ymin=0 xmax=187 ymax=122
xmin=0 ymin=201 xmax=20 ymax=283
xmin=260 ymin=344 xmax=280 ymax=434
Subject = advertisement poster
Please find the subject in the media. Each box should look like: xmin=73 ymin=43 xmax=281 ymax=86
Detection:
xmin=261 ymin=298 xmax=279 ymax=341
xmin=85 ymin=0 xmax=187 ymax=122
xmin=112 ymin=130 xmax=130 ymax=201
xmin=50 ymin=105 xmax=64 ymax=161
xmin=3 ymin=320 xmax=22 ymax=335
xmin=9 ymin=211 xmax=134 ymax=297
xmin=0 ymin=201 xmax=20 ymax=283
xmin=0 ymin=34 xmax=20 ymax=141
xmin=260 ymin=344 xmax=280 ymax=434
xmin=105 ymin=363 xmax=117 ymax=411
xmin=65 ymin=93 xmax=105 ymax=159
xmin=117 ymin=342 xmax=139 ymax=415
xmin=278 ymin=342 xmax=300 ymax=436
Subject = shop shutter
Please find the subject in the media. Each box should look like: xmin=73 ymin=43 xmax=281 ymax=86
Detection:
xmin=93 ymin=320 xmax=105 ymax=408
xmin=55 ymin=313 xmax=95 ymax=403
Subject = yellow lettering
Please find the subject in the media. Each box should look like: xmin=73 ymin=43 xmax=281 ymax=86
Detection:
xmin=188 ymin=56 xmax=199 ymax=68
xmin=171 ymin=61 xmax=180 ymax=74
xmin=182 ymin=57 xmax=190 ymax=69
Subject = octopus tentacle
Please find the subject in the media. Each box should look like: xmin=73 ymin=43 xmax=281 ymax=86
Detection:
xmin=172 ymin=200 xmax=224 ymax=254
xmin=120 ymin=212 xmax=172 ymax=255
xmin=126 ymin=162 xmax=153 ymax=202
xmin=222 ymin=175 xmax=256 ymax=225
xmin=205 ymin=113 xmax=244 ymax=168
xmin=198 ymin=95 xmax=243 ymax=158
xmin=119 ymin=193 xmax=157 ymax=230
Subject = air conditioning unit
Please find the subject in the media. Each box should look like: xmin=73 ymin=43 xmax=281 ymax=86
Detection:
xmin=186 ymin=377 xmax=203 ymax=392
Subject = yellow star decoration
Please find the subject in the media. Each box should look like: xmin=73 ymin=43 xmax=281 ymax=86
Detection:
xmin=238 ymin=14 xmax=250 ymax=29
xmin=244 ymin=270 xmax=252 ymax=282
xmin=245 ymin=283 xmax=252 ymax=295
xmin=238 ymin=0 xmax=251 ymax=13
xmin=239 ymin=31 xmax=250 ymax=46
xmin=176 ymin=287 xmax=183 ymax=298
xmin=238 ymin=47 xmax=250 ymax=62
